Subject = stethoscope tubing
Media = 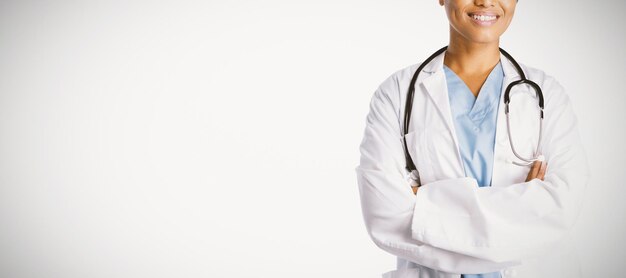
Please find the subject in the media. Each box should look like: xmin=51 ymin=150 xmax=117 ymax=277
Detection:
xmin=403 ymin=45 xmax=545 ymax=182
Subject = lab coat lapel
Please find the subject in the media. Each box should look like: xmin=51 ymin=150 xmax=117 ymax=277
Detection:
xmin=419 ymin=52 xmax=466 ymax=178
xmin=421 ymin=69 xmax=456 ymax=137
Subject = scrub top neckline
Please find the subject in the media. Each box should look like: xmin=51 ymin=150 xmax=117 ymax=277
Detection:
xmin=443 ymin=61 xmax=504 ymax=124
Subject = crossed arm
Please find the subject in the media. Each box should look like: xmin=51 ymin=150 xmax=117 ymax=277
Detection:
xmin=356 ymin=79 xmax=588 ymax=273
xmin=412 ymin=160 xmax=547 ymax=195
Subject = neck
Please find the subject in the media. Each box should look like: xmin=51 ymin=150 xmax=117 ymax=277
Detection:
xmin=443 ymin=30 xmax=501 ymax=76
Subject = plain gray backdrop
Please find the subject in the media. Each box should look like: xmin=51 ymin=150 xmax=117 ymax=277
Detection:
xmin=1 ymin=0 xmax=624 ymax=277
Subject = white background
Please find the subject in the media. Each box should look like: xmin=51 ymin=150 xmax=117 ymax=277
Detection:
xmin=1 ymin=0 xmax=624 ymax=277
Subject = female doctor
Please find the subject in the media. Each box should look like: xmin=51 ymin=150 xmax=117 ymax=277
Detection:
xmin=355 ymin=0 xmax=589 ymax=277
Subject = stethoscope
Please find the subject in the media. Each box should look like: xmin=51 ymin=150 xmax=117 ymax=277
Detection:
xmin=403 ymin=45 xmax=545 ymax=187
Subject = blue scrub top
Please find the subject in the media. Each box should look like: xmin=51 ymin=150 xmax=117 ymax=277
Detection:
xmin=443 ymin=61 xmax=504 ymax=278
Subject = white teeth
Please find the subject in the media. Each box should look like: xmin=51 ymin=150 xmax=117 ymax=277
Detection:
xmin=472 ymin=14 xmax=497 ymax=21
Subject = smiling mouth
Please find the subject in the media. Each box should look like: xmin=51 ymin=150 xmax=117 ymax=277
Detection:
xmin=467 ymin=13 xmax=499 ymax=25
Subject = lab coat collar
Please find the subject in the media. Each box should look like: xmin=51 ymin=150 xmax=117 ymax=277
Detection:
xmin=418 ymin=49 xmax=523 ymax=129
xmin=421 ymin=49 xmax=522 ymax=80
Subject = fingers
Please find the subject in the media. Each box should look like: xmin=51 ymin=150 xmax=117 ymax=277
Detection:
xmin=525 ymin=160 xmax=548 ymax=182
xmin=526 ymin=160 xmax=541 ymax=182
xmin=537 ymin=161 xmax=547 ymax=181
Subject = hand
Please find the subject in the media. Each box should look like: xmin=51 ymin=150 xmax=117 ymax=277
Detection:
xmin=525 ymin=160 xmax=547 ymax=182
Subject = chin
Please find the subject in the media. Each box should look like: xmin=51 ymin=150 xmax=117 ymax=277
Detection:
xmin=464 ymin=32 xmax=501 ymax=44
xmin=472 ymin=37 xmax=500 ymax=44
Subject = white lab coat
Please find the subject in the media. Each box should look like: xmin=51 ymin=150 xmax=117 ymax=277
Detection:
xmin=355 ymin=50 xmax=589 ymax=278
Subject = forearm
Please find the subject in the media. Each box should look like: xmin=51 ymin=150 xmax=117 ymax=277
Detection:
xmin=357 ymin=167 xmax=520 ymax=273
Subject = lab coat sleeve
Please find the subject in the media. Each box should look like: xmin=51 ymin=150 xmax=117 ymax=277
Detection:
xmin=410 ymin=78 xmax=590 ymax=263
xmin=355 ymin=81 xmax=520 ymax=274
